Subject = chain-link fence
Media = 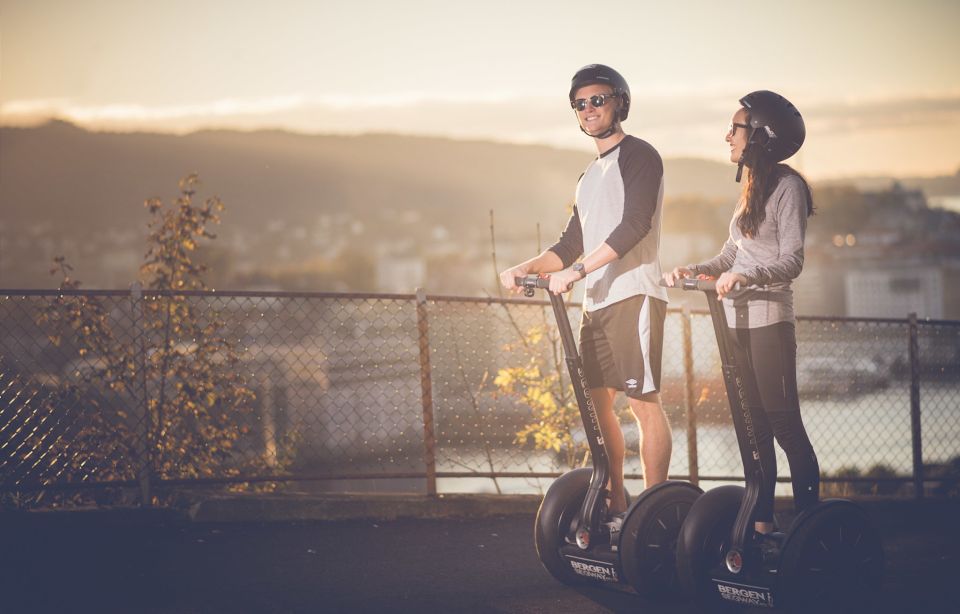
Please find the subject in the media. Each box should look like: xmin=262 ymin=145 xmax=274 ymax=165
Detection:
xmin=2 ymin=288 xmax=958 ymax=507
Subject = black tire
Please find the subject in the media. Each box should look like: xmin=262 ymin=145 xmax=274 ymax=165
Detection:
xmin=619 ymin=481 xmax=703 ymax=597
xmin=534 ymin=468 xmax=592 ymax=584
xmin=777 ymin=499 xmax=884 ymax=613
xmin=675 ymin=485 xmax=744 ymax=610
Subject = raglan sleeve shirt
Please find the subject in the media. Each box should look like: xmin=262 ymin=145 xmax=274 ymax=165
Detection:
xmin=548 ymin=205 xmax=584 ymax=269
xmin=605 ymin=142 xmax=663 ymax=258
xmin=547 ymin=136 xmax=667 ymax=310
xmin=548 ymin=139 xmax=663 ymax=267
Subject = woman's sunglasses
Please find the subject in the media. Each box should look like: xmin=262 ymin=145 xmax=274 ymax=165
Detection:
xmin=570 ymin=93 xmax=620 ymax=112
xmin=728 ymin=122 xmax=751 ymax=136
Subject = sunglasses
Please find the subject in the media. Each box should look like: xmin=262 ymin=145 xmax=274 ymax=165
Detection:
xmin=570 ymin=93 xmax=620 ymax=112
xmin=728 ymin=122 xmax=751 ymax=136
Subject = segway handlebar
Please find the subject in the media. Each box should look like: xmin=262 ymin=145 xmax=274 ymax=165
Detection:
xmin=515 ymin=274 xmax=577 ymax=297
xmin=515 ymin=275 xmax=550 ymax=296
xmin=515 ymin=273 xmax=611 ymax=546
xmin=659 ymin=277 xmax=717 ymax=291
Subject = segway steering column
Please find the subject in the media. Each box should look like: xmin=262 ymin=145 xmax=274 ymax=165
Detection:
xmin=517 ymin=275 xmax=610 ymax=549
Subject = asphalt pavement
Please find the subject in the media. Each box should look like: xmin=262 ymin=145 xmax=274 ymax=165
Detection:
xmin=1 ymin=496 xmax=958 ymax=613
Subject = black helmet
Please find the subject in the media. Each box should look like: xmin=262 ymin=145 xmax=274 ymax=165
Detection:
xmin=739 ymin=90 xmax=805 ymax=162
xmin=569 ymin=64 xmax=631 ymax=122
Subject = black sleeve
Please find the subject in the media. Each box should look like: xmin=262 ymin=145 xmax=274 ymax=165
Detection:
xmin=605 ymin=140 xmax=663 ymax=258
xmin=547 ymin=205 xmax=583 ymax=268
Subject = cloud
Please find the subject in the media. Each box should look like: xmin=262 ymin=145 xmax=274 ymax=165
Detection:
xmin=0 ymin=95 xmax=307 ymax=123
xmin=0 ymin=98 xmax=73 ymax=115
xmin=805 ymin=95 xmax=960 ymax=133
xmin=6 ymin=91 xmax=957 ymax=135
xmin=310 ymin=91 xmax=520 ymax=109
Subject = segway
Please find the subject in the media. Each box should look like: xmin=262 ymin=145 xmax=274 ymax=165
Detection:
xmin=670 ymin=278 xmax=884 ymax=612
xmin=517 ymin=275 xmax=702 ymax=597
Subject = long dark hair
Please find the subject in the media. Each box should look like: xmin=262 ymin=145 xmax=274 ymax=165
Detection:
xmin=737 ymin=120 xmax=815 ymax=238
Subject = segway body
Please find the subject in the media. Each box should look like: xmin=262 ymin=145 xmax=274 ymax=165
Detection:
xmin=535 ymin=470 xmax=700 ymax=593
xmin=679 ymin=488 xmax=883 ymax=611
xmin=520 ymin=275 xmax=702 ymax=597
xmin=670 ymin=278 xmax=883 ymax=612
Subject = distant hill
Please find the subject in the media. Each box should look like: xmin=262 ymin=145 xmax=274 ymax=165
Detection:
xmin=819 ymin=170 xmax=960 ymax=197
xmin=0 ymin=120 xmax=743 ymax=234
xmin=0 ymin=121 xmax=743 ymax=287
xmin=3 ymin=121 xmax=956 ymax=290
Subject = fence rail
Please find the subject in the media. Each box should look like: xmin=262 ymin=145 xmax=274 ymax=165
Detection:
xmin=1 ymin=287 xmax=959 ymax=508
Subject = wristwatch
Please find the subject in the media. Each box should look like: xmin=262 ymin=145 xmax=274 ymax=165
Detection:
xmin=572 ymin=262 xmax=586 ymax=280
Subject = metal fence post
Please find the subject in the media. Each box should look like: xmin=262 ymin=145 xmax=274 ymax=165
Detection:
xmin=908 ymin=312 xmax=923 ymax=499
xmin=260 ymin=377 xmax=279 ymax=469
xmin=681 ymin=306 xmax=699 ymax=486
xmin=131 ymin=282 xmax=152 ymax=506
xmin=415 ymin=288 xmax=437 ymax=496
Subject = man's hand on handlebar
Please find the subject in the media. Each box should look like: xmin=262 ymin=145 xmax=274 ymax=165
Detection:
xmin=499 ymin=266 xmax=529 ymax=294
xmin=502 ymin=266 xmax=583 ymax=296
xmin=547 ymin=267 xmax=581 ymax=295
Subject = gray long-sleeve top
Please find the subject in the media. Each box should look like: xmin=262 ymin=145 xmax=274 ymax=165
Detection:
xmin=689 ymin=173 xmax=808 ymax=328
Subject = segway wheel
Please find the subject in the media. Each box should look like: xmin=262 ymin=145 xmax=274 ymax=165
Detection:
xmin=777 ymin=499 xmax=884 ymax=613
xmin=675 ymin=485 xmax=744 ymax=610
xmin=619 ymin=481 xmax=703 ymax=597
xmin=534 ymin=468 xmax=592 ymax=584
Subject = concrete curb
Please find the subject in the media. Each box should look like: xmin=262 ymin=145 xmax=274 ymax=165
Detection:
xmin=186 ymin=493 xmax=543 ymax=523
xmin=4 ymin=494 xmax=957 ymax=526
xmin=182 ymin=493 xmax=941 ymax=524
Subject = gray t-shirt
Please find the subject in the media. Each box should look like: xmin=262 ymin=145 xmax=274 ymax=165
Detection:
xmin=690 ymin=173 xmax=808 ymax=329
xmin=548 ymin=135 xmax=668 ymax=312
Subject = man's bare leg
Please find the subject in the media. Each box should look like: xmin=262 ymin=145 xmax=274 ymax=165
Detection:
xmin=627 ymin=392 xmax=672 ymax=489
xmin=591 ymin=387 xmax=627 ymax=515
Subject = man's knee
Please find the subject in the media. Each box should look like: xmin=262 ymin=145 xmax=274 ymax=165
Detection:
xmin=639 ymin=390 xmax=661 ymax=404
xmin=627 ymin=394 xmax=670 ymax=435
xmin=627 ymin=391 xmax=662 ymax=410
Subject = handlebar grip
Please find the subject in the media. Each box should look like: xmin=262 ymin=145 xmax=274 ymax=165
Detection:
xmin=514 ymin=274 xmax=578 ymax=297
xmin=683 ymin=278 xmax=717 ymax=291
xmin=660 ymin=278 xmax=732 ymax=292
xmin=515 ymin=275 xmax=550 ymax=297
xmin=515 ymin=275 xmax=550 ymax=289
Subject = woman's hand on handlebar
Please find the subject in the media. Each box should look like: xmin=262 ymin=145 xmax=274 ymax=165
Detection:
xmin=715 ymin=272 xmax=746 ymax=299
xmin=662 ymin=266 xmax=692 ymax=288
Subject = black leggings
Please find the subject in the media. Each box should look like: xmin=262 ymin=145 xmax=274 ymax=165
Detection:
xmin=729 ymin=322 xmax=820 ymax=523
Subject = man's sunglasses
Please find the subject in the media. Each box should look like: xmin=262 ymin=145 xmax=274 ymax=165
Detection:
xmin=570 ymin=93 xmax=620 ymax=112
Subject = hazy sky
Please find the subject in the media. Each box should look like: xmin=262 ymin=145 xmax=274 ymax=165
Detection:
xmin=2 ymin=0 xmax=959 ymax=178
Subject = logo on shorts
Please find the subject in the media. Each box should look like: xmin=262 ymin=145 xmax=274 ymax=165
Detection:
xmin=625 ymin=379 xmax=638 ymax=389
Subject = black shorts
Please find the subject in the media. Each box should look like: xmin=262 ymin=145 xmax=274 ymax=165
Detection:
xmin=578 ymin=294 xmax=666 ymax=398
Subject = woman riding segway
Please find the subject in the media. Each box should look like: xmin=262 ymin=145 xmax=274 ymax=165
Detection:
xmin=663 ymin=91 xmax=884 ymax=611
